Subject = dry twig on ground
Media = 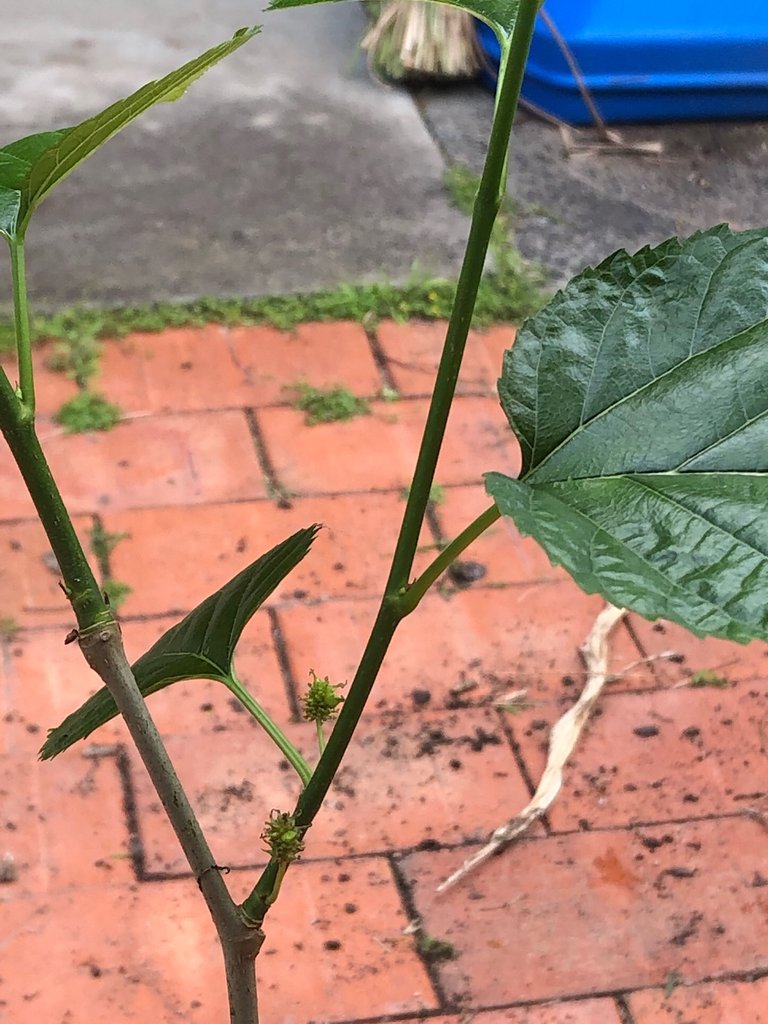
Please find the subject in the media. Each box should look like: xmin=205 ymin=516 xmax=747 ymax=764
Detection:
xmin=437 ymin=603 xmax=626 ymax=893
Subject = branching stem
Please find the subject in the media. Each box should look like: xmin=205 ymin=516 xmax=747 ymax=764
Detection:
xmin=397 ymin=504 xmax=501 ymax=614
xmin=241 ymin=0 xmax=540 ymax=926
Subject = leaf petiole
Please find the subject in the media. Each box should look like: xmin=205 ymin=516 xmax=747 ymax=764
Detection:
xmin=225 ymin=670 xmax=312 ymax=786
xmin=396 ymin=503 xmax=501 ymax=615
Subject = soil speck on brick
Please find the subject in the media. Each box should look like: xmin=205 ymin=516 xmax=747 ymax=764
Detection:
xmin=416 ymin=838 xmax=441 ymax=852
xmin=655 ymin=867 xmax=697 ymax=893
xmin=637 ymin=834 xmax=674 ymax=851
xmin=416 ymin=726 xmax=450 ymax=757
xmin=447 ymin=561 xmax=487 ymax=587
xmin=411 ymin=688 xmax=431 ymax=708
xmin=670 ymin=911 xmax=703 ymax=946
xmin=633 ymin=725 xmax=660 ymax=738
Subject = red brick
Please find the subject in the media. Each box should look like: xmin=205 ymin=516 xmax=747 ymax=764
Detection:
xmin=258 ymin=403 xmax=421 ymax=495
xmin=98 ymin=324 xmax=256 ymax=414
xmin=255 ymin=857 xmax=437 ymax=1020
xmin=229 ymin=320 xmax=383 ymax=401
xmin=0 ymin=515 xmax=94 ymax=628
xmin=427 ymin=1004 xmax=622 ymax=1024
xmin=434 ymin=483 xmax=564 ymax=588
xmin=0 ymin=750 xmax=134 ymax=896
xmin=0 ymin=342 xmax=79 ymax=424
xmin=0 ymin=881 xmax=230 ymax=1022
xmin=376 ymin=320 xmax=515 ymax=396
xmin=259 ymin=394 xmax=520 ymax=497
xmin=309 ymin=706 xmax=530 ymax=857
xmin=0 ymin=864 xmax=436 ymax=1022
xmin=41 ymin=409 xmax=268 ymax=513
xmin=281 ymin=585 xmax=651 ymax=722
xmin=511 ymin=682 xmax=768 ymax=831
xmin=631 ymin=616 xmax=768 ymax=688
xmin=96 ymin=322 xmax=383 ymax=414
xmin=400 ymin=816 xmax=768 ymax=1005
xmin=629 ymin=976 xmax=768 ymax=1023
xmin=132 ymin=707 xmax=529 ymax=867
xmin=437 ymin=394 xmax=521 ymax=481
xmin=107 ymin=493 xmax=431 ymax=619
xmin=1 ymin=627 xmax=117 ymax=757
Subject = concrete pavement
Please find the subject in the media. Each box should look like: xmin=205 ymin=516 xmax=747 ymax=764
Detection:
xmin=418 ymin=84 xmax=768 ymax=286
xmin=0 ymin=0 xmax=469 ymax=307
xmin=3 ymin=0 xmax=768 ymax=306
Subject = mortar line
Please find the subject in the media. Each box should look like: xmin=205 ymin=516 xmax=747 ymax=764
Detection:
xmin=494 ymin=707 xmax=553 ymax=838
xmin=363 ymin=321 xmax=399 ymax=393
xmin=266 ymin=606 xmax=303 ymax=721
xmin=386 ymin=853 xmax=453 ymax=1010
xmin=113 ymin=743 xmax=148 ymax=880
xmin=243 ymin=407 xmax=293 ymax=508
xmin=614 ymin=993 xmax=637 ymax=1024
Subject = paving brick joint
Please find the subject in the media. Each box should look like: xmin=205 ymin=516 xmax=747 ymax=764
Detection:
xmin=1 ymin=321 xmax=766 ymax=1022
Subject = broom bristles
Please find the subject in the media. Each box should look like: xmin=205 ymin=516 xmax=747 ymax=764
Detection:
xmin=363 ymin=1 xmax=483 ymax=81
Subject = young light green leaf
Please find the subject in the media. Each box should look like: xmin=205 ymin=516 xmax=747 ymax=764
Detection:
xmin=0 ymin=27 xmax=258 ymax=241
xmin=486 ymin=225 xmax=768 ymax=643
xmin=40 ymin=526 xmax=318 ymax=759
xmin=268 ymin=0 xmax=520 ymax=42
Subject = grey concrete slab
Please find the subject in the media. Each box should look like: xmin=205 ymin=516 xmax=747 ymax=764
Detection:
xmin=0 ymin=1 xmax=469 ymax=308
xmin=417 ymin=83 xmax=768 ymax=287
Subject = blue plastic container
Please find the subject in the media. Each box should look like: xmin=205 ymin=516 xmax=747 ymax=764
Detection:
xmin=477 ymin=1 xmax=768 ymax=124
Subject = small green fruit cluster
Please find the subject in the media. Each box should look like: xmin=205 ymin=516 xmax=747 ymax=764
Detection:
xmin=260 ymin=810 xmax=306 ymax=863
xmin=301 ymin=670 xmax=344 ymax=724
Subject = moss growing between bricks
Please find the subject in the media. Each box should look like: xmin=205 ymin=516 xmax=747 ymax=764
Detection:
xmin=54 ymin=392 xmax=122 ymax=434
xmin=0 ymin=245 xmax=545 ymax=357
xmin=102 ymin=579 xmax=132 ymax=611
xmin=689 ymin=669 xmax=731 ymax=689
xmin=416 ymin=932 xmax=457 ymax=963
xmin=400 ymin=482 xmax=445 ymax=505
xmin=291 ymin=383 xmax=370 ymax=426
xmin=89 ymin=521 xmax=132 ymax=612
xmin=46 ymin=328 xmax=102 ymax=389
xmin=0 ymin=617 xmax=20 ymax=641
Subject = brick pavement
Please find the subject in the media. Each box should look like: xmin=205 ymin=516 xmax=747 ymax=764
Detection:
xmin=1 ymin=321 xmax=766 ymax=1022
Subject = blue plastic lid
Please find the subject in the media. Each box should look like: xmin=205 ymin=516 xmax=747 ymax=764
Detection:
xmin=531 ymin=0 xmax=768 ymax=84
xmin=477 ymin=1 xmax=768 ymax=123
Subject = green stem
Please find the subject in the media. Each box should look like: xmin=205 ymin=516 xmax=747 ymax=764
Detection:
xmin=398 ymin=504 xmax=501 ymax=615
xmin=382 ymin=17 xmax=533 ymax=598
xmin=0 ymin=375 xmax=108 ymax=629
xmin=225 ymin=672 xmax=312 ymax=786
xmin=10 ymin=240 xmax=35 ymax=419
xmin=240 ymin=2 xmax=539 ymax=926
xmin=316 ymin=720 xmax=326 ymax=755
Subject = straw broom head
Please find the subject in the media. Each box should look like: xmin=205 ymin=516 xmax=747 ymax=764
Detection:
xmin=363 ymin=1 xmax=483 ymax=82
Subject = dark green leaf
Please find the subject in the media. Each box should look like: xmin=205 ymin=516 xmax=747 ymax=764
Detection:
xmin=269 ymin=0 xmax=520 ymax=41
xmin=487 ymin=225 xmax=768 ymax=643
xmin=0 ymin=28 xmax=257 ymax=241
xmin=40 ymin=526 xmax=318 ymax=759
